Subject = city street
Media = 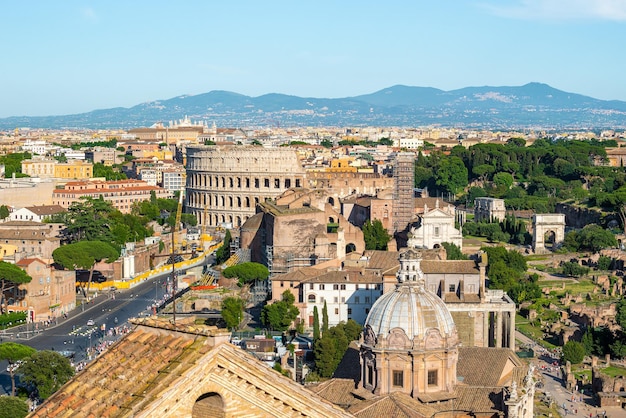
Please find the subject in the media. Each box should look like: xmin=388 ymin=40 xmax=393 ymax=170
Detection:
xmin=0 ymin=270 xmax=175 ymax=396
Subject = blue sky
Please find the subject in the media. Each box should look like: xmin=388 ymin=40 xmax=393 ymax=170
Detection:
xmin=1 ymin=0 xmax=625 ymax=118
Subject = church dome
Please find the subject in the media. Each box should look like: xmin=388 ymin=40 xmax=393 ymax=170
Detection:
xmin=363 ymin=249 xmax=457 ymax=346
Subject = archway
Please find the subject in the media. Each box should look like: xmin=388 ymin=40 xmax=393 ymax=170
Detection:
xmin=328 ymin=197 xmax=335 ymax=206
xmin=532 ymin=214 xmax=565 ymax=253
xmin=544 ymin=230 xmax=556 ymax=250
xmin=192 ymin=392 xmax=225 ymax=418
xmin=346 ymin=243 xmax=357 ymax=253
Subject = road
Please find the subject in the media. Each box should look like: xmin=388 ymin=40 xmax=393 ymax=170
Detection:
xmin=516 ymin=331 xmax=626 ymax=418
xmin=0 ymin=269 xmax=178 ymax=396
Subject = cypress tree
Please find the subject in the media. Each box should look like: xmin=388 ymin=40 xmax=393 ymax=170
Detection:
xmin=313 ymin=306 xmax=320 ymax=341
xmin=322 ymin=300 xmax=329 ymax=336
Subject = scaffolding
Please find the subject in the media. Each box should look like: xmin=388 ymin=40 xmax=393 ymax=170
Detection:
xmin=392 ymin=152 xmax=415 ymax=233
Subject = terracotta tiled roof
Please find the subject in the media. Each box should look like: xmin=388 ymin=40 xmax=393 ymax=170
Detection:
xmin=454 ymin=385 xmax=503 ymax=414
xmin=303 ymin=270 xmax=381 ymax=284
xmin=32 ymin=317 xmax=353 ymax=418
xmin=457 ymin=347 xmax=523 ymax=387
xmin=363 ymin=250 xmax=400 ymax=272
xmin=309 ymin=378 xmax=359 ymax=408
xmin=271 ymin=267 xmax=323 ymax=282
xmin=347 ymin=391 xmax=435 ymax=418
xmin=15 ymin=258 xmax=46 ymax=267
xmin=421 ymin=260 xmax=478 ymax=274
xmin=24 ymin=205 xmax=67 ymax=216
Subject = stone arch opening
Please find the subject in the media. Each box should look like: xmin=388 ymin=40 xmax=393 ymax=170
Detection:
xmin=328 ymin=197 xmax=335 ymax=206
xmin=544 ymin=230 xmax=556 ymax=249
xmin=192 ymin=392 xmax=225 ymax=418
xmin=346 ymin=243 xmax=357 ymax=253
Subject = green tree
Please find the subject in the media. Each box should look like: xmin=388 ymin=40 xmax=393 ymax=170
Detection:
xmin=0 ymin=205 xmax=9 ymax=220
xmin=561 ymin=261 xmax=589 ymax=278
xmin=322 ymin=300 xmax=329 ymax=336
xmin=0 ymin=396 xmax=28 ymax=418
xmin=313 ymin=335 xmax=337 ymax=378
xmin=435 ymin=156 xmax=468 ymax=196
xmin=260 ymin=290 xmax=299 ymax=331
xmin=222 ymin=262 xmax=269 ymax=286
xmin=215 ymin=230 xmax=232 ymax=264
xmin=221 ymin=297 xmax=245 ymax=330
xmin=582 ymin=327 xmax=595 ymax=356
xmin=313 ymin=306 xmax=320 ymax=341
xmin=577 ymin=224 xmax=617 ymax=252
xmin=0 ymin=262 xmax=32 ymax=314
xmin=93 ymin=163 xmax=127 ymax=180
xmin=64 ymin=196 xmax=115 ymax=243
xmin=562 ymin=340 xmax=586 ymax=365
xmin=597 ymin=255 xmax=612 ymax=271
xmin=362 ymin=219 xmax=391 ymax=250
xmin=616 ymin=298 xmax=626 ymax=330
xmin=341 ymin=319 xmax=363 ymax=342
xmin=0 ymin=342 xmax=36 ymax=396
xmin=320 ymin=139 xmax=333 ymax=148
xmin=20 ymin=350 xmax=75 ymax=400
xmin=52 ymin=240 xmax=119 ymax=295
xmin=441 ymin=242 xmax=468 ymax=260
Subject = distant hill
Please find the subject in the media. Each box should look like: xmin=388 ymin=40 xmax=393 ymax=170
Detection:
xmin=2 ymin=82 xmax=626 ymax=130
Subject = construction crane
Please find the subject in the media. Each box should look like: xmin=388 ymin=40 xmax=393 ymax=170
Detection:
xmin=173 ymin=187 xmax=184 ymax=251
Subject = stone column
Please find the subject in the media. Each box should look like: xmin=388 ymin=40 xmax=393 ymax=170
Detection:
xmin=509 ymin=311 xmax=516 ymax=351
xmin=483 ymin=311 xmax=489 ymax=347
xmin=496 ymin=311 xmax=503 ymax=348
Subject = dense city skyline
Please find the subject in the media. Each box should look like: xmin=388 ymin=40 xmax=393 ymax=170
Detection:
xmin=2 ymin=0 xmax=626 ymax=118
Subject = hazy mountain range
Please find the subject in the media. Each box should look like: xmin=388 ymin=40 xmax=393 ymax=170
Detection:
xmin=3 ymin=82 xmax=626 ymax=130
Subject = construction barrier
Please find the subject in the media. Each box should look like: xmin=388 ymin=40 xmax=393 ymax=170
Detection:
xmin=77 ymin=241 xmax=223 ymax=292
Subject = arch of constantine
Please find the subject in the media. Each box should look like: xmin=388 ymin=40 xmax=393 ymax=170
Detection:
xmin=185 ymin=145 xmax=307 ymax=228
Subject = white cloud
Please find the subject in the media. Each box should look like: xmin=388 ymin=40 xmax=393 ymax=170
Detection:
xmin=480 ymin=0 xmax=626 ymax=21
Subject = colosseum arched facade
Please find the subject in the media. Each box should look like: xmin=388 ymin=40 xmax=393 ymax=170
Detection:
xmin=185 ymin=145 xmax=307 ymax=228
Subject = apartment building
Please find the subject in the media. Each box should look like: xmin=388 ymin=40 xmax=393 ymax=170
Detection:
xmin=52 ymin=179 xmax=172 ymax=213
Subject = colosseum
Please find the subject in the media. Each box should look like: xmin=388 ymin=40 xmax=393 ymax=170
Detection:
xmin=185 ymin=145 xmax=307 ymax=227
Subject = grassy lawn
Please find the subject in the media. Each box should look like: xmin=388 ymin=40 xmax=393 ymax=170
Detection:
xmin=525 ymin=254 xmax=551 ymax=262
xmin=538 ymin=278 xmax=597 ymax=294
xmin=601 ymin=366 xmax=626 ymax=377
xmin=516 ymin=314 xmax=559 ymax=349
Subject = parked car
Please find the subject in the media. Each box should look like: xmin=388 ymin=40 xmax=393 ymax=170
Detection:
xmin=86 ymin=319 xmax=95 ymax=326
xmin=76 ymin=270 xmax=107 ymax=283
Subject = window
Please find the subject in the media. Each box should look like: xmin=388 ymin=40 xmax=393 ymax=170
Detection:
xmin=428 ymin=370 xmax=438 ymax=386
xmin=319 ymin=284 xmax=325 ymax=290
xmin=340 ymin=284 xmax=346 ymax=290
xmin=308 ymin=294 xmax=316 ymax=303
xmin=355 ymin=296 xmax=360 ymax=304
xmin=333 ymin=284 xmax=339 ymax=290
xmin=334 ymin=308 xmax=339 ymax=314
xmin=347 ymin=308 xmax=352 ymax=315
xmin=280 ymin=281 xmax=284 ymax=287
xmin=365 ymin=297 xmax=370 ymax=303
xmin=333 ymin=297 xmax=338 ymax=303
xmin=392 ymin=370 xmax=403 ymax=387
xmin=449 ymin=284 xmax=455 ymax=293
xmin=434 ymin=226 xmax=440 ymax=236
xmin=341 ymin=297 xmax=345 ymax=303
xmin=309 ymin=283 xmax=314 ymax=289
xmin=367 ymin=365 xmax=374 ymax=385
